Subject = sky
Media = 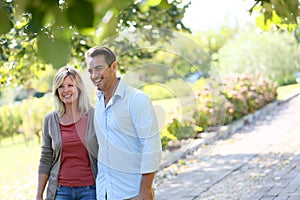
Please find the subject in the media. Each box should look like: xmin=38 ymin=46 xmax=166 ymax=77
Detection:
xmin=182 ymin=0 xmax=257 ymax=32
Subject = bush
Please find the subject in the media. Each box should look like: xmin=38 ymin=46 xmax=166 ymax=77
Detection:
xmin=0 ymin=94 xmax=53 ymax=144
xmin=20 ymin=95 xmax=53 ymax=143
xmin=0 ymin=104 xmax=22 ymax=143
xmin=222 ymin=74 xmax=277 ymax=120
xmin=161 ymin=73 xmax=278 ymax=147
xmin=217 ymin=30 xmax=300 ymax=86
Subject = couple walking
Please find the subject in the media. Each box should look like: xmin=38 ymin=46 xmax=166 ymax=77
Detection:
xmin=36 ymin=46 xmax=162 ymax=200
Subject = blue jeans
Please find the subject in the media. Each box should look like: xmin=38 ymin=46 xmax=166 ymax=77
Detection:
xmin=55 ymin=185 xmax=96 ymax=200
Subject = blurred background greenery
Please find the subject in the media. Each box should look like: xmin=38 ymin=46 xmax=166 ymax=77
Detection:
xmin=0 ymin=0 xmax=300 ymax=199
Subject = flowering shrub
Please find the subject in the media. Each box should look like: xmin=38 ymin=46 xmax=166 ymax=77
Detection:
xmin=161 ymin=73 xmax=278 ymax=147
xmin=222 ymin=73 xmax=277 ymax=119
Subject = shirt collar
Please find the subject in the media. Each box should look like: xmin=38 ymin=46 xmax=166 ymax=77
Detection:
xmin=96 ymin=90 xmax=103 ymax=100
xmin=95 ymin=77 xmax=126 ymax=101
xmin=114 ymin=77 xmax=126 ymax=99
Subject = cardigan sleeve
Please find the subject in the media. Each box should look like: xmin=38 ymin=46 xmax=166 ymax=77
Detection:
xmin=38 ymin=112 xmax=55 ymax=175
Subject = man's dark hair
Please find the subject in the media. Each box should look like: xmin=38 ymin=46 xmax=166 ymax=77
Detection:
xmin=85 ymin=46 xmax=116 ymax=66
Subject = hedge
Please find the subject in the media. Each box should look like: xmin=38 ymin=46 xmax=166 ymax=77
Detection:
xmin=161 ymin=73 xmax=278 ymax=147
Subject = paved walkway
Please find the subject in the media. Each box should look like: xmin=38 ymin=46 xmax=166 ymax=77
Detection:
xmin=155 ymin=93 xmax=300 ymax=200
xmin=248 ymin=154 xmax=300 ymax=200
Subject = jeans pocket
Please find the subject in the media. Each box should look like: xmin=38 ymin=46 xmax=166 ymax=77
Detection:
xmin=56 ymin=186 xmax=72 ymax=199
xmin=87 ymin=185 xmax=96 ymax=190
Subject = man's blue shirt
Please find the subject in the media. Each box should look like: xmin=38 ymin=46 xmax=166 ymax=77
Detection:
xmin=94 ymin=78 xmax=162 ymax=200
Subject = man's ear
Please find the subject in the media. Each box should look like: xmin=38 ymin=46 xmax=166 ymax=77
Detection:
xmin=111 ymin=61 xmax=117 ymax=72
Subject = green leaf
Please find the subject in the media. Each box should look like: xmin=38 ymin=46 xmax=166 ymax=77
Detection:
xmin=0 ymin=9 xmax=12 ymax=34
xmin=140 ymin=0 xmax=162 ymax=12
xmin=271 ymin=10 xmax=282 ymax=24
xmin=26 ymin=8 xmax=44 ymax=33
xmin=256 ymin=14 xmax=266 ymax=30
xmin=148 ymin=0 xmax=162 ymax=7
xmin=66 ymin=0 xmax=94 ymax=29
xmin=98 ymin=11 xmax=118 ymax=42
xmin=159 ymin=0 xmax=172 ymax=9
xmin=140 ymin=3 xmax=150 ymax=13
xmin=262 ymin=2 xmax=273 ymax=13
xmin=255 ymin=14 xmax=272 ymax=31
xmin=37 ymin=33 xmax=70 ymax=68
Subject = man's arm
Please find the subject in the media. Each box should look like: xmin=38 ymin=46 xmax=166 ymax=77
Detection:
xmin=139 ymin=172 xmax=155 ymax=200
xmin=130 ymin=92 xmax=162 ymax=199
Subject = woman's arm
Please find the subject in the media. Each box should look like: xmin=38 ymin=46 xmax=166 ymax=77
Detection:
xmin=36 ymin=173 xmax=49 ymax=200
xmin=36 ymin=113 xmax=54 ymax=200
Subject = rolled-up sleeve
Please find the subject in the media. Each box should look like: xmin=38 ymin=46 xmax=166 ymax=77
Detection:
xmin=130 ymin=92 xmax=162 ymax=174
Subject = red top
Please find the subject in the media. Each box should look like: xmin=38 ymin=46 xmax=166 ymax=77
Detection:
xmin=58 ymin=117 xmax=95 ymax=186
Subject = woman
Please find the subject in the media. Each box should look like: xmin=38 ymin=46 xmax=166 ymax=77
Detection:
xmin=36 ymin=66 xmax=98 ymax=200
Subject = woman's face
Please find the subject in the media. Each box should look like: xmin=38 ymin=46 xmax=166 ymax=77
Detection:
xmin=57 ymin=76 xmax=79 ymax=105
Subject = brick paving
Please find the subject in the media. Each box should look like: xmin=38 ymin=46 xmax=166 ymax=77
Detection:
xmin=248 ymin=155 xmax=300 ymax=200
xmin=155 ymin=93 xmax=300 ymax=200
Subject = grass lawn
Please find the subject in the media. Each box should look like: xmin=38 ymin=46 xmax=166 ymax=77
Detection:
xmin=0 ymin=135 xmax=40 ymax=200
xmin=152 ymin=96 xmax=196 ymax=130
xmin=276 ymin=83 xmax=300 ymax=100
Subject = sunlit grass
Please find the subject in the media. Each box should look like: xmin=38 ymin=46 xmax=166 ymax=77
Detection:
xmin=152 ymin=97 xmax=180 ymax=114
xmin=0 ymin=135 xmax=40 ymax=200
xmin=277 ymin=83 xmax=300 ymax=100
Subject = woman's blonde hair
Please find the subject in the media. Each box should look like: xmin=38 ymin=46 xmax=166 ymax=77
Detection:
xmin=53 ymin=66 xmax=90 ymax=117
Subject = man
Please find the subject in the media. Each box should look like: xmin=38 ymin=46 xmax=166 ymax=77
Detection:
xmin=85 ymin=46 xmax=162 ymax=200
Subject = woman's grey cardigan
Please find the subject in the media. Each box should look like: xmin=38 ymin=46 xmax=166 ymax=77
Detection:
xmin=38 ymin=107 xmax=98 ymax=200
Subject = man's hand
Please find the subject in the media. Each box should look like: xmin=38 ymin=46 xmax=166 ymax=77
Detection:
xmin=138 ymin=188 xmax=154 ymax=200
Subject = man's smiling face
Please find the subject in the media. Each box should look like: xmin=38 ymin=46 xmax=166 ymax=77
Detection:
xmin=87 ymin=54 xmax=115 ymax=92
